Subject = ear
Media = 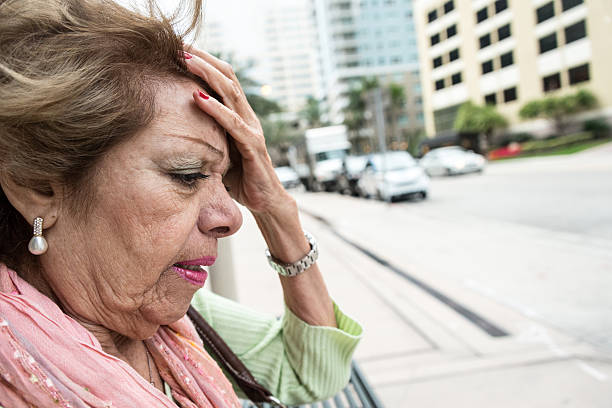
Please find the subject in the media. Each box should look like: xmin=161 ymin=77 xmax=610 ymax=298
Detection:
xmin=0 ymin=177 xmax=60 ymax=229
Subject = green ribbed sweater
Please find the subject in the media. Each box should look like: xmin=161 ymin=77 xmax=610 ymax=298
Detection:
xmin=190 ymin=290 xmax=363 ymax=406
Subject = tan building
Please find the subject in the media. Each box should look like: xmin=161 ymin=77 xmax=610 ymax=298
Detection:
xmin=414 ymin=0 xmax=612 ymax=138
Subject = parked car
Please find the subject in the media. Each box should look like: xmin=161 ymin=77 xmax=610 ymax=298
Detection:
xmin=274 ymin=166 xmax=303 ymax=190
xmin=419 ymin=146 xmax=486 ymax=176
xmin=357 ymin=151 xmax=429 ymax=202
xmin=335 ymin=155 xmax=369 ymax=196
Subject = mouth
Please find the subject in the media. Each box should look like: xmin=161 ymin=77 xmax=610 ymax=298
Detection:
xmin=172 ymin=257 xmax=215 ymax=287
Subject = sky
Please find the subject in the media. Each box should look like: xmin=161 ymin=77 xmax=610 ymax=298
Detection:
xmin=118 ymin=0 xmax=271 ymax=82
xmin=203 ymin=0 xmax=268 ymax=60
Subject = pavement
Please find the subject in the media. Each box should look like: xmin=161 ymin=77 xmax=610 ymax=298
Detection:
xmin=208 ymin=145 xmax=612 ymax=407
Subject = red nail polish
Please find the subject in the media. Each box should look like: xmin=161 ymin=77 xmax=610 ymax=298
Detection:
xmin=183 ymin=51 xmax=193 ymax=60
xmin=198 ymin=90 xmax=209 ymax=100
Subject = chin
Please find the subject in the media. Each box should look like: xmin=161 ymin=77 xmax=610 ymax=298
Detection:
xmin=145 ymin=299 xmax=192 ymax=328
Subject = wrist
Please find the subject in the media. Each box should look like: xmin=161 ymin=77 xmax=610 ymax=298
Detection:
xmin=252 ymin=197 xmax=310 ymax=264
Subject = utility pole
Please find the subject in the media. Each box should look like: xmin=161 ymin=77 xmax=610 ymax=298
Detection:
xmin=373 ymin=87 xmax=388 ymax=175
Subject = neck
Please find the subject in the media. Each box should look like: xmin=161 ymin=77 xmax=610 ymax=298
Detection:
xmin=18 ymin=259 xmax=60 ymax=304
xmin=72 ymin=316 xmax=161 ymax=388
xmin=17 ymin=261 xmax=161 ymax=389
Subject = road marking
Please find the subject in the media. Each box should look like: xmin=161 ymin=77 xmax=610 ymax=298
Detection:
xmin=463 ymin=279 xmax=541 ymax=319
xmin=517 ymin=324 xmax=609 ymax=382
xmin=577 ymin=361 xmax=609 ymax=382
xmin=516 ymin=324 xmax=569 ymax=357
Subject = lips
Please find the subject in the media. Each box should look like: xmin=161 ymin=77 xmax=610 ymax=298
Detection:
xmin=172 ymin=257 xmax=216 ymax=286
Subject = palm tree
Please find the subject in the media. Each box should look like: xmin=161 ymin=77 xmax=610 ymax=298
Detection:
xmin=519 ymin=89 xmax=598 ymax=136
xmin=455 ymin=101 xmax=508 ymax=151
xmin=300 ymin=96 xmax=323 ymax=128
xmin=387 ymin=83 xmax=406 ymax=146
xmin=342 ymin=77 xmax=378 ymax=151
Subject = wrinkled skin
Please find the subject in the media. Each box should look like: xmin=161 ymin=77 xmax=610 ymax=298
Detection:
xmin=43 ymin=80 xmax=243 ymax=341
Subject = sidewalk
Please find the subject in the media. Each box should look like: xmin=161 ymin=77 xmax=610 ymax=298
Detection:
xmin=218 ymin=197 xmax=612 ymax=407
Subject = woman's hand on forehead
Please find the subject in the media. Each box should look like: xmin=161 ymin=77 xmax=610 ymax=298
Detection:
xmin=182 ymin=46 xmax=291 ymax=215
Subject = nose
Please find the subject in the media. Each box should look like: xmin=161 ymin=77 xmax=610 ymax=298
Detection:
xmin=197 ymin=183 xmax=243 ymax=238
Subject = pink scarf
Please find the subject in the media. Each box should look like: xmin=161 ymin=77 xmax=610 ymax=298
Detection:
xmin=0 ymin=264 xmax=241 ymax=408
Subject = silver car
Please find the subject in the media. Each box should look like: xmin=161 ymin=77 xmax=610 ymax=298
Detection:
xmin=419 ymin=146 xmax=486 ymax=176
xmin=274 ymin=166 xmax=303 ymax=190
xmin=357 ymin=151 xmax=429 ymax=202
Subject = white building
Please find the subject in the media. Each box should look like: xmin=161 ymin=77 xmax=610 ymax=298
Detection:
xmin=258 ymin=0 xmax=324 ymax=118
xmin=314 ymin=0 xmax=423 ymax=126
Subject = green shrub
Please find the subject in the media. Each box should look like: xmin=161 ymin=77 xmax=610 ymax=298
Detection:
xmin=494 ymin=132 xmax=533 ymax=148
xmin=521 ymin=132 xmax=593 ymax=151
xmin=583 ymin=118 xmax=611 ymax=139
xmin=511 ymin=132 xmax=534 ymax=143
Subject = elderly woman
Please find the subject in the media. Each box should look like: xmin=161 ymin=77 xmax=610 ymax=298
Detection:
xmin=0 ymin=0 xmax=362 ymax=406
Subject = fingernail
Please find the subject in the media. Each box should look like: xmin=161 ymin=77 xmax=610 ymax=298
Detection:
xmin=183 ymin=51 xmax=193 ymax=60
xmin=198 ymin=90 xmax=209 ymax=100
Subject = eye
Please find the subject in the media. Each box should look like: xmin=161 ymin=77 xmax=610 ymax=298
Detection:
xmin=170 ymin=172 xmax=209 ymax=189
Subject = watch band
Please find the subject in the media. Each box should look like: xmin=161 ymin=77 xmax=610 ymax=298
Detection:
xmin=265 ymin=231 xmax=318 ymax=277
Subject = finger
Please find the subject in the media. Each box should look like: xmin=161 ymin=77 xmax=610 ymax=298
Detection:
xmin=184 ymin=54 xmax=240 ymax=111
xmin=184 ymin=45 xmax=238 ymax=83
xmin=185 ymin=53 xmax=258 ymax=125
xmin=192 ymin=90 xmax=264 ymax=157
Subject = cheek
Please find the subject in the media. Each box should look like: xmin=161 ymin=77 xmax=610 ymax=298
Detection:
xmin=93 ymin=178 xmax=198 ymax=287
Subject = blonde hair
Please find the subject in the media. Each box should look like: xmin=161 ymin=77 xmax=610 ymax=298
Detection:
xmin=0 ymin=0 xmax=204 ymax=266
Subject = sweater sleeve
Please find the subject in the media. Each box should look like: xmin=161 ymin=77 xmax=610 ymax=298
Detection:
xmin=190 ymin=289 xmax=363 ymax=405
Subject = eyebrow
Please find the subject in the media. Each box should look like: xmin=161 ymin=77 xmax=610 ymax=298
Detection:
xmin=164 ymin=133 xmax=232 ymax=175
xmin=165 ymin=133 xmax=225 ymax=158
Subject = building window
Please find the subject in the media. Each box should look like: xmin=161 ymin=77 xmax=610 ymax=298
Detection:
xmin=539 ymin=32 xmax=558 ymax=54
xmin=451 ymin=72 xmax=462 ymax=85
xmin=495 ymin=0 xmax=508 ymax=13
xmin=444 ymin=0 xmax=454 ymax=14
xmin=435 ymin=79 xmax=445 ymax=90
xmin=428 ymin=9 xmax=438 ymax=23
xmin=430 ymin=33 xmax=440 ymax=46
xmin=479 ymin=33 xmax=491 ymax=49
xmin=565 ymin=20 xmax=586 ymax=44
xmin=536 ymin=2 xmax=555 ymax=24
xmin=481 ymin=60 xmax=494 ymax=74
xmin=485 ymin=93 xmax=497 ymax=105
xmin=476 ymin=7 xmax=488 ymax=23
xmin=433 ymin=56 xmax=443 ymax=68
xmin=498 ymin=24 xmax=511 ymax=41
xmin=500 ymin=51 xmax=514 ymax=68
xmin=542 ymin=72 xmax=561 ymax=92
xmin=503 ymin=87 xmax=517 ymax=102
xmin=446 ymin=24 xmax=457 ymax=38
xmin=568 ymin=63 xmax=590 ymax=85
xmin=449 ymin=48 xmax=460 ymax=61
xmin=562 ymin=0 xmax=583 ymax=11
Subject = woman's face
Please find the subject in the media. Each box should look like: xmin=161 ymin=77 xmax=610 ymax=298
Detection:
xmin=43 ymin=80 xmax=243 ymax=339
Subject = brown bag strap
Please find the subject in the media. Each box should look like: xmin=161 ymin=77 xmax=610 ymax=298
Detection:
xmin=187 ymin=306 xmax=287 ymax=407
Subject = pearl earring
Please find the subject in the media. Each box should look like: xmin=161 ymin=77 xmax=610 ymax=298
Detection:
xmin=28 ymin=217 xmax=48 ymax=255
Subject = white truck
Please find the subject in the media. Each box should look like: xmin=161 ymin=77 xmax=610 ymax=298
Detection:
xmin=288 ymin=125 xmax=350 ymax=192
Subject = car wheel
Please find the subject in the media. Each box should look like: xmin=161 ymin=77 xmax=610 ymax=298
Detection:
xmin=420 ymin=191 xmax=428 ymax=199
xmin=445 ymin=168 xmax=452 ymax=176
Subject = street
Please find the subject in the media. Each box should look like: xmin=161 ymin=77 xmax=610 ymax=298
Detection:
xmin=222 ymin=142 xmax=612 ymax=407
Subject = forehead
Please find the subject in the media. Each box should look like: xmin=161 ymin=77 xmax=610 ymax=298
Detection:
xmin=151 ymin=79 xmax=228 ymax=158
